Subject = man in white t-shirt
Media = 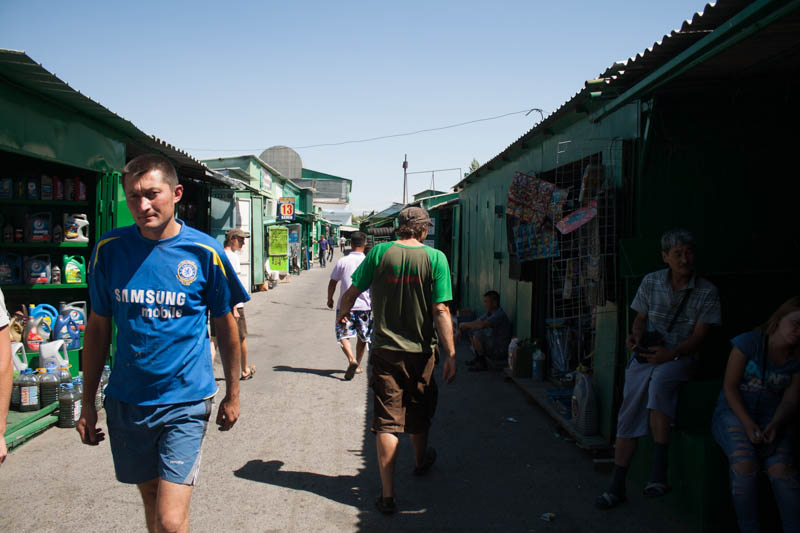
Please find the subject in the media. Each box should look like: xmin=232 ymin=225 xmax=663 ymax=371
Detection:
xmin=224 ymin=228 xmax=255 ymax=380
xmin=0 ymin=288 xmax=11 ymax=465
xmin=327 ymin=231 xmax=372 ymax=381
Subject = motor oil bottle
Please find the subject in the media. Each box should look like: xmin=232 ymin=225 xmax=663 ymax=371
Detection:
xmin=24 ymin=255 xmax=51 ymax=285
xmin=25 ymin=213 xmax=52 ymax=243
xmin=40 ymin=366 xmax=61 ymax=406
xmin=53 ymin=176 xmax=64 ymax=200
xmin=24 ymin=316 xmax=49 ymax=352
xmin=63 ymin=214 xmax=89 ymax=243
xmin=58 ymin=383 xmax=80 ymax=428
xmin=60 ymin=301 xmax=87 ymax=332
xmin=3 ymin=223 xmax=13 ymax=243
xmin=63 ymin=255 xmax=85 ymax=284
xmin=11 ymin=341 xmax=28 ymax=373
xmin=53 ymin=314 xmax=80 ymax=350
xmin=26 ymin=176 xmax=40 ymax=200
xmin=75 ymin=178 xmax=87 ymax=201
xmin=64 ymin=178 xmax=74 ymax=201
xmin=29 ymin=303 xmax=58 ymax=330
xmin=52 ymin=225 xmax=63 ymax=244
xmin=18 ymin=369 xmax=39 ymax=412
xmin=0 ymin=252 xmax=22 ymax=285
xmin=40 ymin=175 xmax=53 ymax=200
xmin=0 ymin=177 xmax=12 ymax=199
xmin=51 ymin=265 xmax=61 ymax=284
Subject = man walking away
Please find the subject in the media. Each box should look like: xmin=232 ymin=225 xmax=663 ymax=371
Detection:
xmin=456 ymin=290 xmax=512 ymax=371
xmin=339 ymin=235 xmax=346 ymax=253
xmin=319 ymin=237 xmax=328 ymax=268
xmin=224 ymin=228 xmax=256 ymax=380
xmin=595 ymin=229 xmax=720 ymax=509
xmin=328 ymin=231 xmax=372 ymax=380
xmin=327 ymin=235 xmax=336 ymax=263
xmin=337 ymin=206 xmax=457 ymax=515
xmin=77 ymin=154 xmax=249 ymax=532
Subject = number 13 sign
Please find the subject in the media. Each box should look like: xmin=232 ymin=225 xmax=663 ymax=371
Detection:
xmin=278 ymin=197 xmax=296 ymax=221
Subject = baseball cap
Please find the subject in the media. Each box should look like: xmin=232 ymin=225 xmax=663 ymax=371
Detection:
xmin=397 ymin=206 xmax=432 ymax=226
xmin=225 ymin=228 xmax=250 ymax=239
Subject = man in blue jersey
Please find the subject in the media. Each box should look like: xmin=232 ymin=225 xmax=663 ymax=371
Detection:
xmin=76 ymin=154 xmax=249 ymax=533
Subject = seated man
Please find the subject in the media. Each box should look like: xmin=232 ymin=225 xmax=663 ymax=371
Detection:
xmin=456 ymin=290 xmax=512 ymax=372
xmin=595 ymin=228 xmax=721 ymax=510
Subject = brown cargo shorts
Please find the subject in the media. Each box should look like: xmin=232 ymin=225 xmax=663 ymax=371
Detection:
xmin=210 ymin=306 xmax=247 ymax=342
xmin=370 ymin=348 xmax=438 ymax=434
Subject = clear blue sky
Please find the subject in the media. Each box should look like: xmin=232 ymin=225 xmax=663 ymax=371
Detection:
xmin=1 ymin=1 xmax=708 ymax=214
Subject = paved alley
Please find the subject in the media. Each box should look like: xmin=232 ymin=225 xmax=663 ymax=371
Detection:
xmin=1 ymin=252 xmax=690 ymax=532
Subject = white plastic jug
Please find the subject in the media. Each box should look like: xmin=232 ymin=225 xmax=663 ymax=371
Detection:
xmin=39 ymin=340 xmax=69 ymax=368
xmin=63 ymin=214 xmax=89 ymax=243
xmin=11 ymin=342 xmax=27 ymax=372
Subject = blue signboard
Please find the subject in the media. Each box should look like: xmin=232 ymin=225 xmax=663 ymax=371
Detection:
xmin=277 ymin=197 xmax=296 ymax=221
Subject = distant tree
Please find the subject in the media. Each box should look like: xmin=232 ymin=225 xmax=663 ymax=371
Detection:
xmin=465 ymin=158 xmax=480 ymax=177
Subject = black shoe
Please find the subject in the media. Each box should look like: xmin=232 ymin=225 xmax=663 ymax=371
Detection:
xmin=376 ymin=494 xmax=396 ymax=515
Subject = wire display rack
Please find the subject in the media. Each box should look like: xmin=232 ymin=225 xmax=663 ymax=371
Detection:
xmin=544 ymin=141 xmax=620 ymax=376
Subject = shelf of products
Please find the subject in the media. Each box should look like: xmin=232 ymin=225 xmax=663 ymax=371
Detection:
xmin=0 ymin=200 xmax=89 ymax=207
xmin=0 ymin=242 xmax=89 ymax=248
xmin=1 ymin=283 xmax=88 ymax=290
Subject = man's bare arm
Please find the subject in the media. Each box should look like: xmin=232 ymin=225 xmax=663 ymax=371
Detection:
xmin=214 ymin=312 xmax=241 ymax=430
xmin=77 ymin=312 xmax=111 ymax=445
xmin=336 ymin=285 xmax=363 ymax=323
xmin=0 ymin=325 xmax=12 ymax=463
xmin=433 ymin=303 xmax=457 ymax=384
xmin=327 ymin=280 xmax=338 ymax=309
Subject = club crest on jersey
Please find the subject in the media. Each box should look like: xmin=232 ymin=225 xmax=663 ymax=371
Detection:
xmin=176 ymin=260 xmax=198 ymax=286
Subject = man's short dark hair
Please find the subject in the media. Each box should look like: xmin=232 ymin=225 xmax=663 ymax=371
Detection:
xmin=350 ymin=232 xmax=367 ymax=248
xmin=484 ymin=290 xmax=500 ymax=304
xmin=395 ymin=221 xmax=429 ymax=240
xmin=123 ymin=154 xmax=179 ymax=190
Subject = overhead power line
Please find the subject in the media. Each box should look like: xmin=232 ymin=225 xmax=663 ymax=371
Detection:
xmin=185 ymin=108 xmax=545 ymax=152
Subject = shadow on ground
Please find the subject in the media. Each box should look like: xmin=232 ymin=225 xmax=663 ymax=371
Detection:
xmin=272 ymin=365 xmax=346 ymax=381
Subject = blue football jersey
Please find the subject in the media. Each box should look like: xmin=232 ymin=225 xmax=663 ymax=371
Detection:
xmin=89 ymin=220 xmax=250 ymax=405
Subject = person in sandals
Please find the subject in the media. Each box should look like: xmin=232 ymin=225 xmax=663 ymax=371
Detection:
xmin=595 ymin=229 xmax=720 ymax=509
xmin=223 ymin=228 xmax=256 ymax=380
xmin=337 ymin=206 xmax=457 ymax=515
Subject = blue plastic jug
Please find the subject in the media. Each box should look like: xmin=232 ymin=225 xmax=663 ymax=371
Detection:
xmin=53 ymin=313 xmax=81 ymax=350
xmin=29 ymin=303 xmax=58 ymax=331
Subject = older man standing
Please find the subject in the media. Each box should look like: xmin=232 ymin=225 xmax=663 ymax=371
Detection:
xmin=596 ymin=229 xmax=721 ymax=509
xmin=337 ymin=206 xmax=457 ymax=515
xmin=224 ymin=228 xmax=255 ymax=380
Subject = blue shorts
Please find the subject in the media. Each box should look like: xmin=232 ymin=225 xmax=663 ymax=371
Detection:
xmin=105 ymin=396 xmax=214 ymax=485
xmin=335 ymin=310 xmax=373 ymax=344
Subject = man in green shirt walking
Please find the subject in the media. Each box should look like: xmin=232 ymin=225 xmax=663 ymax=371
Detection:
xmin=337 ymin=206 xmax=457 ymax=515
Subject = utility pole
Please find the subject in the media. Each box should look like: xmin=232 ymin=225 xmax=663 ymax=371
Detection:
xmin=402 ymin=154 xmax=408 ymax=204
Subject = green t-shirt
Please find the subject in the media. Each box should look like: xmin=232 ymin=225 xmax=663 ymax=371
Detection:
xmin=351 ymin=242 xmax=452 ymax=353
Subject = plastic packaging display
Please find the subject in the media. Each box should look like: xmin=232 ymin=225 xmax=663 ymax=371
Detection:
xmin=11 ymin=341 xmax=28 ymax=373
xmin=39 ymin=340 xmax=70 ymax=368
xmin=11 ymin=372 xmax=21 ymax=410
xmin=38 ymin=367 xmax=60 ymax=406
xmin=572 ymin=372 xmax=599 ymax=436
xmin=532 ymin=342 xmax=546 ymax=381
xmin=57 ymin=383 xmax=81 ymax=428
xmin=60 ymin=301 xmax=87 ymax=331
xmin=63 ymin=214 xmax=89 ymax=243
xmin=546 ymin=319 xmax=570 ymax=377
xmin=63 ymin=255 xmax=86 ymax=284
xmin=53 ymin=313 xmax=81 ymax=349
xmin=24 ymin=255 xmax=51 ymax=284
xmin=23 ymin=315 xmax=50 ymax=352
xmin=25 ymin=213 xmax=52 ymax=242
xmin=18 ymin=369 xmax=39 ymax=411
xmin=57 ymin=364 xmax=72 ymax=384
xmin=0 ymin=252 xmax=21 ymax=284
xmin=41 ymin=175 xmax=53 ymax=200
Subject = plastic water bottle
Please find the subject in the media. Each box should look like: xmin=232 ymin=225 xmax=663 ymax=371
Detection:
xmin=100 ymin=364 xmax=111 ymax=402
xmin=532 ymin=341 xmax=546 ymax=381
xmin=39 ymin=367 xmax=61 ymax=406
xmin=73 ymin=377 xmax=83 ymax=398
xmin=57 ymin=383 xmax=80 ymax=428
xmin=57 ymin=364 xmax=72 ymax=384
xmin=19 ymin=369 xmax=40 ymax=412
xmin=11 ymin=372 xmax=21 ymax=410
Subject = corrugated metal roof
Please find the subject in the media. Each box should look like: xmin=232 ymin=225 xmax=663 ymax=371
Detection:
xmin=455 ymin=0 xmax=763 ymax=190
xmin=0 ymin=49 xmax=230 ymax=187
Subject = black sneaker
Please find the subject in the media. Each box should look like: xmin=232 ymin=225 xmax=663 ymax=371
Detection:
xmin=413 ymin=447 xmax=437 ymax=476
xmin=376 ymin=494 xmax=396 ymax=515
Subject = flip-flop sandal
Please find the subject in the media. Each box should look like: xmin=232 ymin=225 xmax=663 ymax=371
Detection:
xmin=344 ymin=362 xmax=358 ymax=381
xmin=240 ymin=370 xmax=254 ymax=380
xmin=413 ymin=447 xmax=437 ymax=476
xmin=595 ymin=491 xmax=626 ymax=510
xmin=643 ymin=482 xmax=671 ymax=498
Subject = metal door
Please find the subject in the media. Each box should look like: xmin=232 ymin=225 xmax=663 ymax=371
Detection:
xmin=235 ymin=195 xmax=252 ymax=292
